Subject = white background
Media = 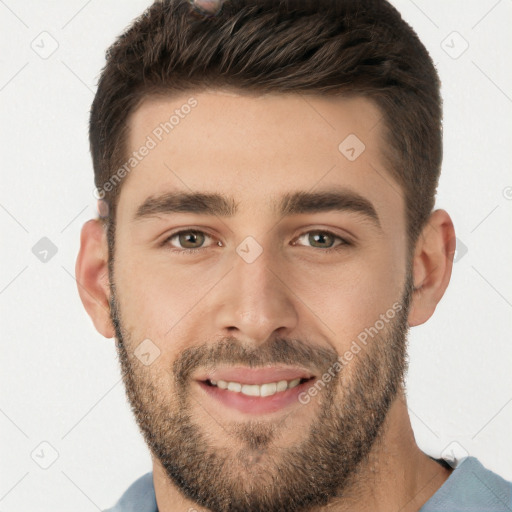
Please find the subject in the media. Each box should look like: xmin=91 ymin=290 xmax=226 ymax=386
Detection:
xmin=1 ymin=1 xmax=511 ymax=510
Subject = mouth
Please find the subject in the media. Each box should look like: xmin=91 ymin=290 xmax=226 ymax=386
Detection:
xmin=204 ymin=376 xmax=312 ymax=396
xmin=194 ymin=367 xmax=317 ymax=415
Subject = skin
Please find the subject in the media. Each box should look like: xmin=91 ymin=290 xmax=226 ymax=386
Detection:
xmin=76 ymin=89 xmax=456 ymax=511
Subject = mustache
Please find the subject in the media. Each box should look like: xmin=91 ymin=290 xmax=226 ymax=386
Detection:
xmin=172 ymin=336 xmax=340 ymax=384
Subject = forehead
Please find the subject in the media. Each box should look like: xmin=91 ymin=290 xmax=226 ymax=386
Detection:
xmin=117 ymin=89 xmax=403 ymax=229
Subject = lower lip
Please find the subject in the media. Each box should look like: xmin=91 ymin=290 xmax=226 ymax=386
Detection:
xmin=196 ymin=380 xmax=313 ymax=415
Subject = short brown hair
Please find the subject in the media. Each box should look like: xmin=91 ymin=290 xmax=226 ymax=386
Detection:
xmin=89 ymin=0 xmax=442 ymax=255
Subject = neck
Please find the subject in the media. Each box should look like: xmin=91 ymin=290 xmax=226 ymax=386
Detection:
xmin=152 ymin=388 xmax=452 ymax=511
xmin=312 ymin=389 xmax=453 ymax=512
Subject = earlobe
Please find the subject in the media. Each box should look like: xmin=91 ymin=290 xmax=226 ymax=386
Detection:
xmin=408 ymin=209 xmax=456 ymax=327
xmin=75 ymin=219 xmax=115 ymax=338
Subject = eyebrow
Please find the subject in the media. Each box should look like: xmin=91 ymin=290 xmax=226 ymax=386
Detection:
xmin=133 ymin=188 xmax=381 ymax=229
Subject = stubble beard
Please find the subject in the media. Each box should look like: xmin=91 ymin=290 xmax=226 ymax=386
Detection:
xmin=109 ymin=272 xmax=413 ymax=512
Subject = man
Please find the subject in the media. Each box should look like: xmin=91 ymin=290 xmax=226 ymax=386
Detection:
xmin=75 ymin=0 xmax=511 ymax=510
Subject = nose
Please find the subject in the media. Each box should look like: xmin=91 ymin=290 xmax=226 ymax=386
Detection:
xmin=211 ymin=240 xmax=299 ymax=347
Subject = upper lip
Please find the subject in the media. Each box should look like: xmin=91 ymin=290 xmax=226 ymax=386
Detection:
xmin=194 ymin=366 xmax=316 ymax=385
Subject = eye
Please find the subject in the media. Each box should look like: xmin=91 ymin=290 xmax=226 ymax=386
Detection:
xmin=160 ymin=228 xmax=351 ymax=254
xmin=162 ymin=229 xmax=217 ymax=252
xmin=292 ymin=230 xmax=351 ymax=252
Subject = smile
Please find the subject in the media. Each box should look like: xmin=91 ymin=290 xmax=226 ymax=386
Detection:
xmin=194 ymin=367 xmax=317 ymax=414
xmin=205 ymin=377 xmax=310 ymax=397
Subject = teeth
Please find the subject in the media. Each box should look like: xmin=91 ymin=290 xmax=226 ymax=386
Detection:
xmin=276 ymin=380 xmax=288 ymax=392
xmin=241 ymin=384 xmax=260 ymax=396
xmin=288 ymin=378 xmax=301 ymax=389
xmin=260 ymin=382 xmax=277 ymax=397
xmin=209 ymin=377 xmax=306 ymax=397
xmin=227 ymin=382 xmax=242 ymax=392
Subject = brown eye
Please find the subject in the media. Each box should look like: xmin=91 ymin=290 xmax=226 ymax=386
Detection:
xmin=294 ymin=230 xmax=350 ymax=251
xmin=164 ymin=230 xmax=213 ymax=251
xmin=177 ymin=230 xmax=206 ymax=249
xmin=308 ymin=231 xmax=336 ymax=248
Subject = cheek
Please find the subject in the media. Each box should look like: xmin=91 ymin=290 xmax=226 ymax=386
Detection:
xmin=113 ymin=249 xmax=220 ymax=361
xmin=114 ymin=234 xmax=406 ymax=361
xmin=290 ymin=248 xmax=404 ymax=346
xmin=114 ymin=243 xmax=183 ymax=317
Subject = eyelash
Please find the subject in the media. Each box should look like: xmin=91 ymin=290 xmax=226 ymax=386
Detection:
xmin=160 ymin=229 xmax=352 ymax=255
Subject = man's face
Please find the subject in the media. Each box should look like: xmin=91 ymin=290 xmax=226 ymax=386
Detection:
xmin=109 ymin=90 xmax=412 ymax=511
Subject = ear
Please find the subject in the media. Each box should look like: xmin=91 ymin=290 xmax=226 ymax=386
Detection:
xmin=408 ymin=209 xmax=456 ymax=327
xmin=75 ymin=218 xmax=115 ymax=338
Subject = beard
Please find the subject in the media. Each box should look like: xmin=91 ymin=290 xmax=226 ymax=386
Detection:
xmin=109 ymin=272 xmax=413 ymax=512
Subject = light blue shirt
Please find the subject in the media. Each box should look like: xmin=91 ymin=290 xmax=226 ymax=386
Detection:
xmin=103 ymin=456 xmax=512 ymax=511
